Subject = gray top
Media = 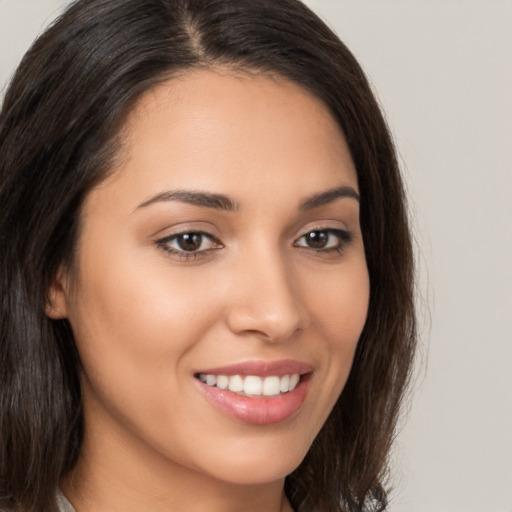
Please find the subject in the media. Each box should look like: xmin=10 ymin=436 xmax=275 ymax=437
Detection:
xmin=56 ymin=492 xmax=76 ymax=512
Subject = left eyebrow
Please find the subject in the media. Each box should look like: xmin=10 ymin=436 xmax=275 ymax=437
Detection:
xmin=299 ymin=185 xmax=360 ymax=210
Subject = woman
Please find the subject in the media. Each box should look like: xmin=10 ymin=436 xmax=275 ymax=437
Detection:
xmin=0 ymin=1 xmax=416 ymax=511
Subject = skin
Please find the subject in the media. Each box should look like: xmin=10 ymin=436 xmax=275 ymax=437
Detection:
xmin=48 ymin=70 xmax=370 ymax=512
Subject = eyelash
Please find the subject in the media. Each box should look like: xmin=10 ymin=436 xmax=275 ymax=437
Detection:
xmin=156 ymin=228 xmax=353 ymax=261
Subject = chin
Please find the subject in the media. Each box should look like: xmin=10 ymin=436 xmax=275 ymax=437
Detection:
xmin=190 ymin=433 xmax=311 ymax=486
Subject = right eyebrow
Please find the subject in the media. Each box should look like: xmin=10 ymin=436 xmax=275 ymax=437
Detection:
xmin=136 ymin=190 xmax=239 ymax=212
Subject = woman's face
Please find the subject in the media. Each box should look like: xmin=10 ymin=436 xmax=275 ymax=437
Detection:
xmin=51 ymin=70 xmax=369 ymax=488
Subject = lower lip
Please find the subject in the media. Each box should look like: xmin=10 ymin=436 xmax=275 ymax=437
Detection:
xmin=196 ymin=374 xmax=311 ymax=425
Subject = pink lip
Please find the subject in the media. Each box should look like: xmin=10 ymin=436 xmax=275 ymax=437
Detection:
xmin=195 ymin=359 xmax=313 ymax=377
xmin=194 ymin=360 xmax=313 ymax=425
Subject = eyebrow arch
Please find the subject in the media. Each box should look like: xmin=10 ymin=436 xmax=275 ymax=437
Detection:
xmin=137 ymin=190 xmax=239 ymax=212
xmin=299 ymin=185 xmax=360 ymax=210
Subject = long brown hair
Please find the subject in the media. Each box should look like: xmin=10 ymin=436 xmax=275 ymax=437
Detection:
xmin=0 ymin=1 xmax=416 ymax=511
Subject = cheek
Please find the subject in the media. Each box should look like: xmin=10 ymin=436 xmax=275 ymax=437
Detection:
xmin=307 ymin=255 xmax=370 ymax=344
xmin=66 ymin=246 xmax=223 ymax=416
xmin=304 ymin=256 xmax=370 ymax=403
xmin=71 ymin=243 xmax=220 ymax=351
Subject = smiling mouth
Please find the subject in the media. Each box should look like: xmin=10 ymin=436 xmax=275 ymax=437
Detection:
xmin=194 ymin=360 xmax=313 ymax=424
xmin=196 ymin=373 xmax=301 ymax=397
xmin=195 ymin=366 xmax=312 ymax=424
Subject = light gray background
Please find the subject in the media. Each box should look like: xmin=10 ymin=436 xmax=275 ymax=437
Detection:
xmin=1 ymin=1 xmax=511 ymax=511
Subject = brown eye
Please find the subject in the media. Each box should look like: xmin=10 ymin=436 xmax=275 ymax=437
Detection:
xmin=176 ymin=233 xmax=204 ymax=252
xmin=303 ymin=230 xmax=329 ymax=249
xmin=157 ymin=231 xmax=222 ymax=258
xmin=295 ymin=228 xmax=352 ymax=252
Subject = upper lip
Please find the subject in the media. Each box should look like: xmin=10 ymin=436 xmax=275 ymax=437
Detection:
xmin=195 ymin=359 xmax=313 ymax=377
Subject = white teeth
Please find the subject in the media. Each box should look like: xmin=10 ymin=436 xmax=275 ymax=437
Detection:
xmin=289 ymin=373 xmax=300 ymax=391
xmin=228 ymin=375 xmax=244 ymax=392
xmin=279 ymin=375 xmax=290 ymax=393
xmin=263 ymin=376 xmax=281 ymax=396
xmin=244 ymin=376 xmax=263 ymax=396
xmin=199 ymin=373 xmax=301 ymax=396
xmin=216 ymin=375 xmax=229 ymax=390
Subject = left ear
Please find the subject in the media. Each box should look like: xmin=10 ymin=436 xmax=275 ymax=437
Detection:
xmin=45 ymin=267 xmax=70 ymax=319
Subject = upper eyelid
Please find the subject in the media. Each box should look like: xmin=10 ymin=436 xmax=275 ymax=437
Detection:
xmin=156 ymin=229 xmax=219 ymax=242
xmin=294 ymin=226 xmax=351 ymax=239
xmin=150 ymin=219 xmax=220 ymax=238
xmin=297 ymin=227 xmax=349 ymax=236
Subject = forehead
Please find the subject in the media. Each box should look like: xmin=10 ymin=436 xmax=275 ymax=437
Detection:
xmin=97 ymin=69 xmax=357 ymax=209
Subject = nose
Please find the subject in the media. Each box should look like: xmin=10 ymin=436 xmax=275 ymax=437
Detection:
xmin=224 ymin=249 xmax=310 ymax=342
